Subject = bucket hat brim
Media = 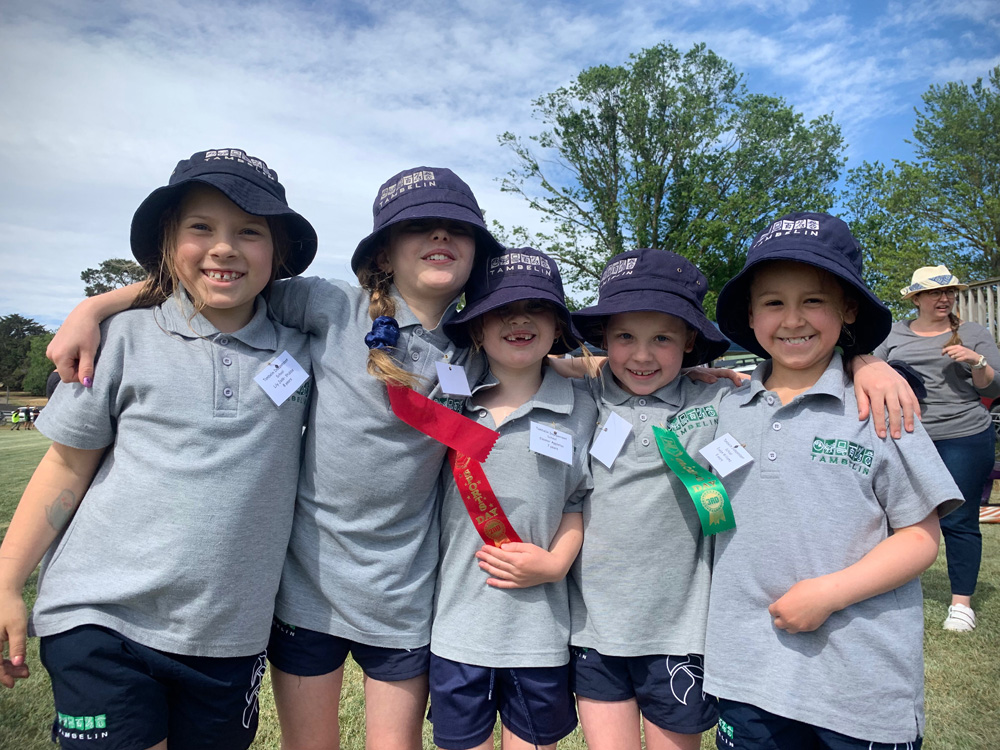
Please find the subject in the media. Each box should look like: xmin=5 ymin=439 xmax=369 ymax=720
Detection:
xmin=130 ymin=175 xmax=317 ymax=279
xmin=572 ymin=289 xmax=731 ymax=368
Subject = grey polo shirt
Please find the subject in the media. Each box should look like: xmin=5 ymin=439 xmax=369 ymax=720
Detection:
xmin=268 ymin=276 xmax=482 ymax=648
xmin=431 ymin=364 xmax=597 ymax=668
xmin=874 ymin=320 xmax=1000 ymax=440
xmin=569 ymin=370 xmax=734 ymax=657
xmin=704 ymin=356 xmax=962 ymax=743
xmin=31 ymin=295 xmax=311 ymax=657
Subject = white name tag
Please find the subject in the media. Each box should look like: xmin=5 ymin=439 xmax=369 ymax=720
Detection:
xmin=589 ymin=411 xmax=633 ymax=469
xmin=435 ymin=361 xmax=472 ymax=396
xmin=255 ymin=351 xmax=310 ymax=406
xmin=698 ymin=433 xmax=754 ymax=477
xmin=530 ymin=421 xmax=574 ymax=465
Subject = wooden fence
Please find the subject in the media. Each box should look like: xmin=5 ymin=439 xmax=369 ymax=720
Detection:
xmin=957 ymin=278 xmax=1000 ymax=344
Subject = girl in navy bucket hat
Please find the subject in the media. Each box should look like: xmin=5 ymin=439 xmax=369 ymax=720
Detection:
xmin=566 ymin=248 xmax=730 ymax=750
xmin=45 ymin=164 xmax=513 ymax=748
xmin=427 ymin=247 xmax=597 ymax=749
xmin=703 ymin=212 xmax=962 ymax=749
xmin=0 ymin=149 xmax=315 ymax=749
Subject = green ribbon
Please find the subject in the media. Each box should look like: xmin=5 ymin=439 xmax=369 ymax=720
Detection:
xmin=652 ymin=425 xmax=736 ymax=536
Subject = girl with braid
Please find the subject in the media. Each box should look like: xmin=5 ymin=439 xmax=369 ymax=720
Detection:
xmin=875 ymin=265 xmax=1000 ymax=632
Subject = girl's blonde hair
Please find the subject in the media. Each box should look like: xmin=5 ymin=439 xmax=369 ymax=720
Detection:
xmin=357 ymin=249 xmax=424 ymax=390
xmin=131 ymin=186 xmax=291 ymax=316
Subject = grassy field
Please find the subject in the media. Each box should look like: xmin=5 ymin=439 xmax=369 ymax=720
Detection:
xmin=1 ymin=428 xmax=997 ymax=749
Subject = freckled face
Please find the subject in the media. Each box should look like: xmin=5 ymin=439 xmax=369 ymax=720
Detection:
xmin=605 ymin=311 xmax=695 ymax=396
xmin=748 ymin=261 xmax=857 ymax=381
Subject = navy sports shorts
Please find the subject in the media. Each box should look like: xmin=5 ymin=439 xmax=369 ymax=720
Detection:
xmin=716 ymin=699 xmax=923 ymax=750
xmin=571 ymin=647 xmax=717 ymax=734
xmin=428 ymin=654 xmax=578 ymax=749
xmin=40 ymin=625 xmax=266 ymax=750
xmin=267 ymin=617 xmax=429 ymax=681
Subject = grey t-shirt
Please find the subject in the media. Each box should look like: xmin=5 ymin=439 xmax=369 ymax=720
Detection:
xmin=569 ymin=370 xmax=733 ymax=657
xmin=431 ymin=365 xmax=596 ymax=668
xmin=269 ymin=276 xmax=481 ymax=648
xmin=874 ymin=320 xmax=1000 ymax=440
xmin=31 ymin=296 xmax=311 ymax=657
xmin=704 ymin=356 xmax=962 ymax=743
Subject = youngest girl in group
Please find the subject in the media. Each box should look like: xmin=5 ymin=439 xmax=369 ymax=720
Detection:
xmin=427 ymin=246 xmax=597 ymax=750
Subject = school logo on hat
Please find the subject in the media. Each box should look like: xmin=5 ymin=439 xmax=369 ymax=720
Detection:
xmin=351 ymin=166 xmax=502 ymax=273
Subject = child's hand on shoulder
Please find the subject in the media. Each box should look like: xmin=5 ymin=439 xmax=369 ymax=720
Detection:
xmin=476 ymin=543 xmax=565 ymax=589
xmin=768 ymin=577 xmax=839 ymax=634
xmin=684 ymin=367 xmax=749 ymax=387
xmin=0 ymin=590 xmax=31 ymax=688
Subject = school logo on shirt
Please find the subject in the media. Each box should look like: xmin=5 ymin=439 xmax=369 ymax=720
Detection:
xmin=434 ymin=396 xmax=465 ymax=413
xmin=810 ymin=436 xmax=873 ymax=476
xmin=56 ymin=713 xmax=109 ymax=740
xmin=668 ymin=406 xmax=718 ymax=436
xmin=288 ymin=380 xmax=311 ymax=406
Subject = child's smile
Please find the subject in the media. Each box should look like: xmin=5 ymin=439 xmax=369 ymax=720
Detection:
xmin=749 ymin=261 xmax=857 ymax=386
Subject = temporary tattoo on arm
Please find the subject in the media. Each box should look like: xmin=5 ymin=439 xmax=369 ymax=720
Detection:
xmin=45 ymin=490 xmax=80 ymax=532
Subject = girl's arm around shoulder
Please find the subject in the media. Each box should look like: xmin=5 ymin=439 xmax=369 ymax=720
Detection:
xmin=851 ymin=355 xmax=921 ymax=439
xmin=476 ymin=512 xmax=584 ymax=590
xmin=267 ymin=275 xmax=363 ymax=336
xmin=47 ymin=282 xmax=144 ymax=385
xmin=0 ymin=443 xmax=104 ymax=688
xmin=768 ymin=512 xmax=940 ymax=635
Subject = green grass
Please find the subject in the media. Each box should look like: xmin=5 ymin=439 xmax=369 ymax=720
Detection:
xmin=1 ymin=428 xmax=997 ymax=749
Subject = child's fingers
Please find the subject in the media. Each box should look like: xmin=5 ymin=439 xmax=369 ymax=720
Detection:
xmin=485 ymin=577 xmax=520 ymax=590
xmin=0 ymin=658 xmax=29 ymax=688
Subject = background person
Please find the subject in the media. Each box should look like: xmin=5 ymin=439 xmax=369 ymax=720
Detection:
xmin=875 ymin=265 xmax=1000 ymax=632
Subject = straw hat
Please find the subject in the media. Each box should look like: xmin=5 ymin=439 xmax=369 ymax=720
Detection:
xmin=900 ymin=265 xmax=968 ymax=299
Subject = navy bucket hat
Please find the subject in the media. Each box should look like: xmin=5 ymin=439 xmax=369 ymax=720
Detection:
xmin=445 ymin=246 xmax=582 ymax=355
xmin=715 ymin=211 xmax=891 ymax=359
xmin=351 ymin=166 xmax=503 ymax=273
xmin=572 ymin=248 xmax=730 ymax=367
xmin=130 ymin=148 xmax=318 ymax=278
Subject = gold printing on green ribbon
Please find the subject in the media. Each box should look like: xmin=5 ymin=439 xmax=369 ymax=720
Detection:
xmin=651 ymin=425 xmax=736 ymax=536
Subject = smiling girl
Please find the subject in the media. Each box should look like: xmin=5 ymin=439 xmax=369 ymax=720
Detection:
xmin=0 ymin=149 xmax=316 ymax=750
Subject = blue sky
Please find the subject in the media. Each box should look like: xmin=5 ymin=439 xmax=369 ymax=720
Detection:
xmin=1 ymin=0 xmax=998 ymax=329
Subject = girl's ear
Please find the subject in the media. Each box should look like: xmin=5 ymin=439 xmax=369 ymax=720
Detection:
xmin=685 ymin=328 xmax=697 ymax=354
xmin=842 ymin=297 xmax=859 ymax=325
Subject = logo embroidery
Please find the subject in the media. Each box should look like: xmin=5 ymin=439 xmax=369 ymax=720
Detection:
xmin=599 ymin=256 xmax=639 ymax=288
xmin=434 ymin=396 xmax=465 ymax=413
xmin=289 ymin=380 xmax=311 ymax=406
xmin=810 ymin=436 xmax=873 ymax=475
xmin=243 ymin=652 xmax=268 ymax=729
xmin=378 ymin=170 xmax=436 ymax=208
xmin=489 ymin=252 xmax=553 ymax=278
xmin=753 ymin=218 xmax=820 ymax=248
xmin=668 ymin=406 xmax=718 ymax=436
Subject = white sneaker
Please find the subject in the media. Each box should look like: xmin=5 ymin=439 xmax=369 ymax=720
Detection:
xmin=942 ymin=603 xmax=976 ymax=631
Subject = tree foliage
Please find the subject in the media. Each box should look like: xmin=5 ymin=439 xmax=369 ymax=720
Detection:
xmin=0 ymin=314 xmax=48 ymax=391
xmin=81 ymin=258 xmax=147 ymax=297
xmin=499 ymin=42 xmax=845 ymax=311
xmin=893 ymin=66 xmax=1000 ymax=277
xmin=841 ymin=67 xmax=999 ymax=318
xmin=22 ymin=333 xmax=55 ymax=396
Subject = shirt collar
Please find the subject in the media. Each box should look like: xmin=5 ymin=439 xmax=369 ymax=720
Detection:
xmin=735 ymin=355 xmax=847 ymax=406
xmin=596 ymin=364 xmax=686 ymax=407
xmin=471 ymin=365 xmax=576 ymax=420
xmin=156 ymin=292 xmax=278 ymax=351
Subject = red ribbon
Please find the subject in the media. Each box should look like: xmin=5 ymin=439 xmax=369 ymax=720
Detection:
xmin=386 ymin=383 xmax=498 ymax=463
xmin=448 ymin=450 xmax=523 ymax=547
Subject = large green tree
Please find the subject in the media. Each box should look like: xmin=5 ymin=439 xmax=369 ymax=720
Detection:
xmin=0 ymin=314 xmax=48 ymax=395
xmin=893 ymin=66 xmax=1000 ymax=277
xmin=841 ymin=67 xmax=999 ymax=318
xmin=499 ymin=42 xmax=845 ymax=311
xmin=81 ymin=258 xmax=147 ymax=297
